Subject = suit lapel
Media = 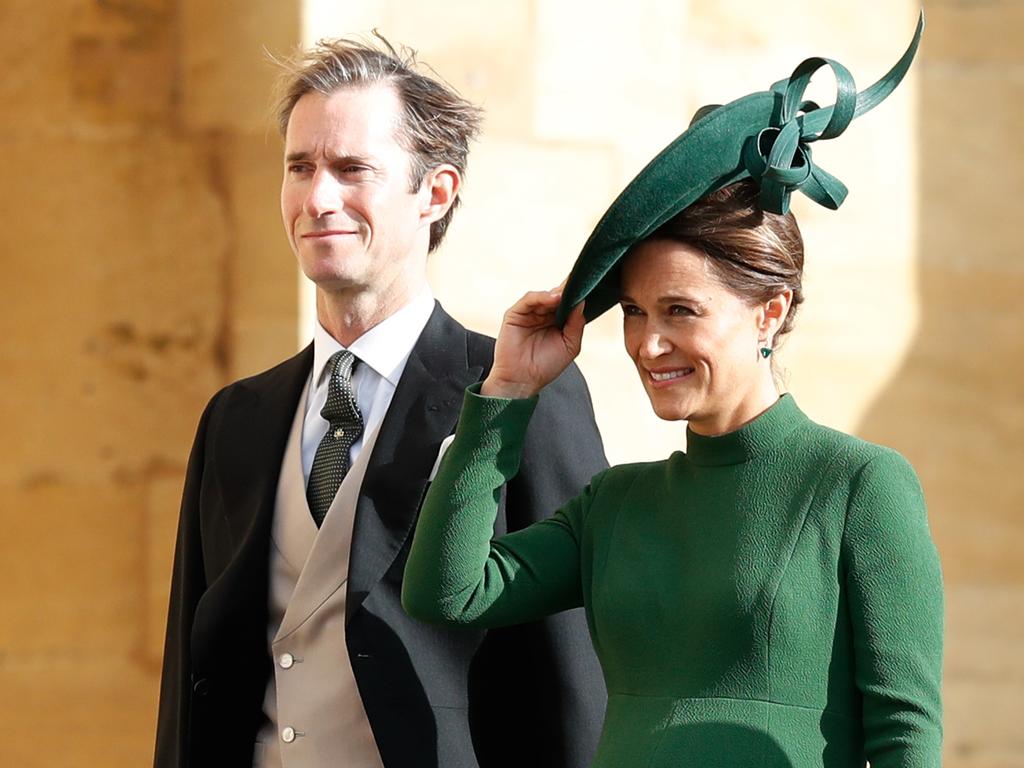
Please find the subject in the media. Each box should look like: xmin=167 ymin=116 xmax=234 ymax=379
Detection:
xmin=208 ymin=346 xmax=314 ymax=601
xmin=346 ymin=304 xmax=482 ymax=621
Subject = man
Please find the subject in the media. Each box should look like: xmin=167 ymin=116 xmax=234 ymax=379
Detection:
xmin=154 ymin=36 xmax=608 ymax=768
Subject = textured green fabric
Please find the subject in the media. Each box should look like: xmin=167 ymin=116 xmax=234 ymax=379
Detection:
xmin=404 ymin=388 xmax=943 ymax=767
xmin=555 ymin=13 xmax=925 ymax=327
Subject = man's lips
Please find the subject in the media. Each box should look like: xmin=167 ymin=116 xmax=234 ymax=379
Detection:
xmin=301 ymin=229 xmax=357 ymax=239
xmin=645 ymin=366 xmax=695 ymax=388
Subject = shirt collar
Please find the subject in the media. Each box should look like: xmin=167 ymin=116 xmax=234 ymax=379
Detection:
xmin=312 ymin=287 xmax=436 ymax=387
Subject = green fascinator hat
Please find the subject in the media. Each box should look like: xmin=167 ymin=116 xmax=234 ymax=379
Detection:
xmin=556 ymin=12 xmax=925 ymax=325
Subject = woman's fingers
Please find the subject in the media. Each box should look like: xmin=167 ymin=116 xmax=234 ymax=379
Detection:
xmin=503 ymin=289 xmax=563 ymax=326
xmin=562 ymin=301 xmax=586 ymax=351
xmin=511 ymin=289 xmax=562 ymax=310
xmin=551 ymin=301 xmax=586 ymax=359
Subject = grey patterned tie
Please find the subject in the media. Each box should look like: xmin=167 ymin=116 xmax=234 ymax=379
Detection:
xmin=307 ymin=350 xmax=364 ymax=527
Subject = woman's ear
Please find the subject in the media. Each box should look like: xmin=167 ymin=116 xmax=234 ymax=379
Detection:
xmin=419 ymin=164 xmax=461 ymax=225
xmin=758 ymin=289 xmax=793 ymax=339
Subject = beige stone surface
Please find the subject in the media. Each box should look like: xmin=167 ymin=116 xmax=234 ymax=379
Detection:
xmin=182 ymin=0 xmax=300 ymax=132
xmin=0 ymin=134 xmax=225 ymax=483
xmin=0 ymin=483 xmax=142 ymax=653
xmin=0 ymin=0 xmax=178 ymax=137
xmin=302 ymin=0 xmax=386 ymax=46
xmin=944 ymin=587 xmax=1024 ymax=767
xmin=0 ymin=1 xmax=78 ymax=136
xmin=0 ymin=135 xmax=226 ymax=484
xmin=533 ymin=0 xmax=689 ymax=154
xmin=925 ymin=0 xmax=1024 ymax=68
xmin=0 ymin=1 xmax=299 ymax=766
xmin=0 ymin=656 xmax=157 ymax=767
xmin=67 ymin=0 xmax=178 ymax=127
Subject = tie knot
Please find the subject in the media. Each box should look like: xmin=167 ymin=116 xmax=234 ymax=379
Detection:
xmin=327 ymin=350 xmax=357 ymax=383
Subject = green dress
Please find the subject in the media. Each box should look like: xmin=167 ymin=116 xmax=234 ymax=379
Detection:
xmin=403 ymin=389 xmax=943 ymax=767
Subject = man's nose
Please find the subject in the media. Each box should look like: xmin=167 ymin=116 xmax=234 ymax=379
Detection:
xmin=303 ymin=168 xmax=340 ymax=218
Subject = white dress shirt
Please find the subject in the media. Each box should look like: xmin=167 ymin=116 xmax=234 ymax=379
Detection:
xmin=301 ymin=289 xmax=436 ymax=485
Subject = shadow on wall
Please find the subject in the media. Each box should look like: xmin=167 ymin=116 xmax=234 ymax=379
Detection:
xmin=856 ymin=20 xmax=1024 ymax=585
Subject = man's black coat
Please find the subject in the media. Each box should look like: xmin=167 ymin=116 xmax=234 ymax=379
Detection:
xmin=154 ymin=304 xmax=609 ymax=767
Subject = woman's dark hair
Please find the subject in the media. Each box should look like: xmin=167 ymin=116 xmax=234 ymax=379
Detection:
xmin=649 ymin=179 xmax=805 ymax=338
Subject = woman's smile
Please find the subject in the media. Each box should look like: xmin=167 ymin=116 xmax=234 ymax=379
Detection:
xmin=646 ymin=367 xmax=696 ymax=387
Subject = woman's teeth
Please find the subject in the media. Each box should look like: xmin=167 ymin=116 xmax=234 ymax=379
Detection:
xmin=650 ymin=369 xmax=693 ymax=382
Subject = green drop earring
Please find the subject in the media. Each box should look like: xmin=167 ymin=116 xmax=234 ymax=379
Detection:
xmin=759 ymin=340 xmax=773 ymax=359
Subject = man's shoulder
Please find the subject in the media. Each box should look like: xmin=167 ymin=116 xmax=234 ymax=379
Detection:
xmin=420 ymin=301 xmax=496 ymax=370
xmin=462 ymin=326 xmax=496 ymax=367
xmin=239 ymin=344 xmax=314 ymax=386
xmin=202 ymin=345 xmax=313 ymax=412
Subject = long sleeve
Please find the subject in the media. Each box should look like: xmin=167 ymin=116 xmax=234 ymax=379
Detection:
xmin=842 ymin=449 xmax=943 ymax=767
xmin=153 ymin=392 xmax=218 ymax=768
xmin=403 ymin=383 xmax=600 ymax=629
xmin=452 ymin=364 xmax=607 ymax=768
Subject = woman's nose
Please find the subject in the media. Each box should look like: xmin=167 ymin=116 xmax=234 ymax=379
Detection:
xmin=303 ymin=169 xmax=339 ymax=218
xmin=640 ymin=330 xmax=671 ymax=359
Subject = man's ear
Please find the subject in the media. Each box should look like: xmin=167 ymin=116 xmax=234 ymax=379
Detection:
xmin=419 ymin=164 xmax=461 ymax=225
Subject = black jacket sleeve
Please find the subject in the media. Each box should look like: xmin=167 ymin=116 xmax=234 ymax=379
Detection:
xmin=153 ymin=392 xmax=218 ymax=768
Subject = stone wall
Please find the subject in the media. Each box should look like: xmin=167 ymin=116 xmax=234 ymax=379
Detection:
xmin=0 ymin=1 xmax=299 ymax=765
xmin=2 ymin=1 xmax=1020 ymax=766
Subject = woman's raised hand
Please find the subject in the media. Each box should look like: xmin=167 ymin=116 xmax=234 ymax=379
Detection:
xmin=480 ymin=288 xmax=586 ymax=399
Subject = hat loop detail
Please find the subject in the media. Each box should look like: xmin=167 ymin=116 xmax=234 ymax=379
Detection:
xmin=743 ymin=57 xmax=859 ymax=215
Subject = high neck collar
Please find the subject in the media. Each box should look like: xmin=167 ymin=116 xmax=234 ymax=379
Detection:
xmin=684 ymin=394 xmax=805 ymax=467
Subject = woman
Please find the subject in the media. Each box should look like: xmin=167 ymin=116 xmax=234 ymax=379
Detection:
xmin=403 ymin=18 xmax=941 ymax=768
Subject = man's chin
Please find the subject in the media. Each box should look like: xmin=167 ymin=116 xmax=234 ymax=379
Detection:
xmin=307 ymin=273 xmax=362 ymax=294
xmin=299 ymin=255 xmax=360 ymax=287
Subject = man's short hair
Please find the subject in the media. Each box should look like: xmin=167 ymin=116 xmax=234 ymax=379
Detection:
xmin=275 ymin=34 xmax=483 ymax=252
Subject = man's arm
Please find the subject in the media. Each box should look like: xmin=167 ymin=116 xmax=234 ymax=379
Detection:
xmin=153 ymin=393 xmax=218 ymax=768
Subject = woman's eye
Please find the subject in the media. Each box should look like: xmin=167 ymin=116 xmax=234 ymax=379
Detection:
xmin=668 ymin=304 xmax=695 ymax=317
xmin=620 ymin=304 xmax=642 ymax=317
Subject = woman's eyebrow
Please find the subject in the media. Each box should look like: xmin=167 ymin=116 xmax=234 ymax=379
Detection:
xmin=619 ymin=294 xmax=708 ymax=310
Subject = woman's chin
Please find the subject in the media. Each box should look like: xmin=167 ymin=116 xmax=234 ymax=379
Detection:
xmin=646 ymin=395 xmax=694 ymax=423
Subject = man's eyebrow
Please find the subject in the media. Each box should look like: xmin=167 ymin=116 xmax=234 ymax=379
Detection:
xmin=284 ymin=151 xmax=376 ymax=166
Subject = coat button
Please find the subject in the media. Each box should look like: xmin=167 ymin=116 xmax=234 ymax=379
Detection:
xmin=281 ymin=726 xmax=296 ymax=743
xmin=279 ymin=653 xmax=295 ymax=669
xmin=192 ymin=678 xmax=210 ymax=697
